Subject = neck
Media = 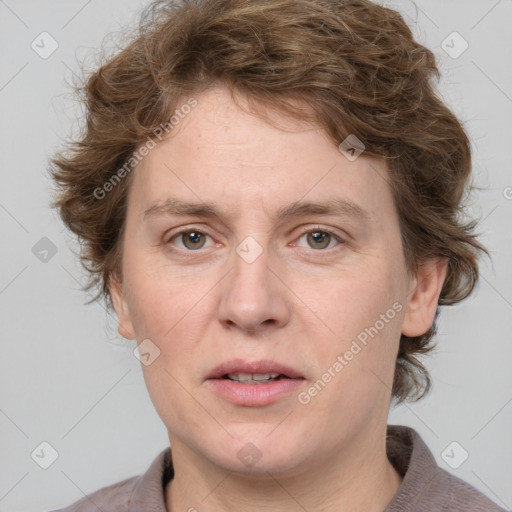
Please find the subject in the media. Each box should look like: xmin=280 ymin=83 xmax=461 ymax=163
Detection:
xmin=164 ymin=428 xmax=402 ymax=512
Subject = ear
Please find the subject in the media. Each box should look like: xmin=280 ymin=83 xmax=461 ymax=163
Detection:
xmin=109 ymin=273 xmax=136 ymax=340
xmin=401 ymin=257 xmax=449 ymax=337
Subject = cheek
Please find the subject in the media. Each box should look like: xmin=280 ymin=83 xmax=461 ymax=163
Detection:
xmin=126 ymin=273 xmax=214 ymax=419
xmin=123 ymin=269 xmax=217 ymax=410
xmin=122 ymin=246 xmax=210 ymax=339
xmin=295 ymin=264 xmax=401 ymax=341
xmin=301 ymin=265 xmax=404 ymax=405
xmin=127 ymin=288 xmax=213 ymax=365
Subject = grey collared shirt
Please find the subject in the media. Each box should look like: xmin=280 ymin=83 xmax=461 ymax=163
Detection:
xmin=51 ymin=426 xmax=507 ymax=512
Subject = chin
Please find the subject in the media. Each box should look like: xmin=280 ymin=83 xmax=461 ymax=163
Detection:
xmin=203 ymin=427 xmax=315 ymax=477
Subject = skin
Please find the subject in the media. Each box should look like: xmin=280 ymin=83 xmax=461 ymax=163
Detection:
xmin=111 ymin=85 xmax=448 ymax=511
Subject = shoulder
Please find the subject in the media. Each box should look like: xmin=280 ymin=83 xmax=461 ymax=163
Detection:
xmin=50 ymin=447 xmax=173 ymax=512
xmin=386 ymin=425 xmax=507 ymax=512
xmin=50 ymin=475 xmax=139 ymax=512
xmin=427 ymin=467 xmax=508 ymax=511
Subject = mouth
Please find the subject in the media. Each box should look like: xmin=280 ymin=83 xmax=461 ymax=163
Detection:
xmin=207 ymin=359 xmax=304 ymax=381
xmin=206 ymin=359 xmax=305 ymax=406
xmin=222 ymin=372 xmax=292 ymax=384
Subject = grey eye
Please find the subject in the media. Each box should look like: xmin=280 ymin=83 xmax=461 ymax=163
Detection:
xmin=298 ymin=231 xmax=339 ymax=250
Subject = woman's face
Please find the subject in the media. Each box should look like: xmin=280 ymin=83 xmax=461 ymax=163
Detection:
xmin=111 ymin=86 xmax=443 ymax=476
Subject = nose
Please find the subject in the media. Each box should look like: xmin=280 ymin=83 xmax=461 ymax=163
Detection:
xmin=216 ymin=243 xmax=291 ymax=334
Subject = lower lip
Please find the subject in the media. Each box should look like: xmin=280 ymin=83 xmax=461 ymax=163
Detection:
xmin=206 ymin=378 xmax=305 ymax=406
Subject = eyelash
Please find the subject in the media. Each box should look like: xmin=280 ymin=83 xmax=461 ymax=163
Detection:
xmin=165 ymin=225 xmax=345 ymax=253
xmin=293 ymin=225 xmax=344 ymax=251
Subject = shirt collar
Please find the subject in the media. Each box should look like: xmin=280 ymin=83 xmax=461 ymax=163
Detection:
xmin=128 ymin=425 xmax=430 ymax=512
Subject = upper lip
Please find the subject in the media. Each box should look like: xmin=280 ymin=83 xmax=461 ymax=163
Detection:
xmin=207 ymin=359 xmax=304 ymax=379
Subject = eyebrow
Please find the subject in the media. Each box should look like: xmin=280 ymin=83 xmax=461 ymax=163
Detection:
xmin=143 ymin=197 xmax=372 ymax=225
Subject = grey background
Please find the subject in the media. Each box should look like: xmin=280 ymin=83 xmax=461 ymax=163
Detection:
xmin=0 ymin=1 xmax=511 ymax=511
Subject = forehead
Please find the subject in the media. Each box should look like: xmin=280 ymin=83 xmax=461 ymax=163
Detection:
xmin=129 ymin=86 xmax=396 ymax=226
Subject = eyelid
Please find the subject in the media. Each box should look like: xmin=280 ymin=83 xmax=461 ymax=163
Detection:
xmin=296 ymin=224 xmax=344 ymax=236
xmin=164 ymin=224 xmax=346 ymax=252
xmin=165 ymin=225 xmax=216 ymax=249
xmin=294 ymin=224 xmax=346 ymax=245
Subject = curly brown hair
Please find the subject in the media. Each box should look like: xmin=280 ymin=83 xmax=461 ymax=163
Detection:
xmin=49 ymin=0 xmax=488 ymax=403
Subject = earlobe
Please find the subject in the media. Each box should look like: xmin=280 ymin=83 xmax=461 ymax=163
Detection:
xmin=401 ymin=257 xmax=449 ymax=337
xmin=109 ymin=273 xmax=136 ymax=340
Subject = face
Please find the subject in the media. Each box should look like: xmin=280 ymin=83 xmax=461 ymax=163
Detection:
xmin=112 ymin=86 xmax=446 ymax=476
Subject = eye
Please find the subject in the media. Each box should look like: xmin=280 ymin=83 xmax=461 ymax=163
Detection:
xmin=295 ymin=228 xmax=343 ymax=250
xmin=168 ymin=230 xmax=214 ymax=251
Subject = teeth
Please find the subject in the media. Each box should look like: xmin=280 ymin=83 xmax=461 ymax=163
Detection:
xmin=253 ymin=372 xmax=279 ymax=381
xmin=227 ymin=372 xmax=280 ymax=383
